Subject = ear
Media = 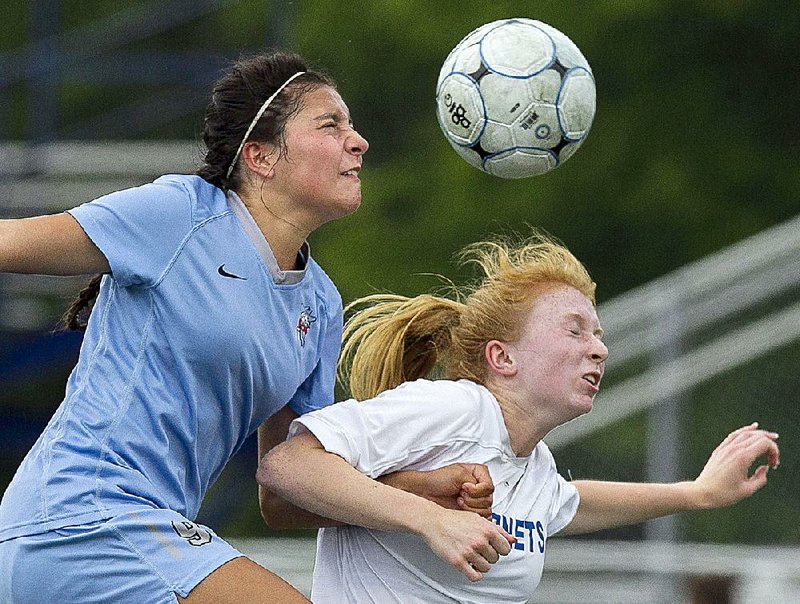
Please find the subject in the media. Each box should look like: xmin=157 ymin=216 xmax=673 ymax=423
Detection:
xmin=242 ymin=141 xmax=277 ymax=178
xmin=485 ymin=340 xmax=517 ymax=377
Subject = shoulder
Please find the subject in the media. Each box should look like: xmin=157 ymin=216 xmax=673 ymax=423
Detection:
xmin=374 ymin=379 xmax=491 ymax=424
xmin=72 ymin=174 xmax=227 ymax=230
xmin=391 ymin=378 xmax=488 ymax=404
xmin=152 ymin=174 xmax=230 ymax=224
xmin=380 ymin=377 xmax=475 ymax=398
xmin=64 ymin=175 xmax=232 ymax=287
xmin=533 ymin=440 xmax=559 ymax=472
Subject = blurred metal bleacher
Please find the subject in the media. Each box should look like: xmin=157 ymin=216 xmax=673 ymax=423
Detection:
xmin=231 ymin=536 xmax=800 ymax=603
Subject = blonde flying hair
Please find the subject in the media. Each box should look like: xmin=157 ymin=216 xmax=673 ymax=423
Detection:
xmin=339 ymin=232 xmax=597 ymax=400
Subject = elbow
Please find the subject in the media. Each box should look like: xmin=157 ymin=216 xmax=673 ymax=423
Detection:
xmin=256 ymin=448 xmax=290 ymax=529
xmin=255 ymin=454 xmax=274 ymax=492
xmin=256 ymin=443 xmax=285 ymax=492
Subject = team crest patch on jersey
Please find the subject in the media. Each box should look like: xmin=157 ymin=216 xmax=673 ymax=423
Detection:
xmin=296 ymin=305 xmax=317 ymax=346
xmin=171 ymin=520 xmax=212 ymax=547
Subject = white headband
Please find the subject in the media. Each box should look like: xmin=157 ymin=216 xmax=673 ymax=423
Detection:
xmin=226 ymin=71 xmax=306 ymax=179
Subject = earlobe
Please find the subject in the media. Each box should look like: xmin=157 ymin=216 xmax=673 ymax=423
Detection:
xmin=485 ymin=340 xmax=517 ymax=377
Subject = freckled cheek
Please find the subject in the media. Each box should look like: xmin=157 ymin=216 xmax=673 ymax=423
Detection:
xmin=549 ymin=348 xmax=575 ymax=367
xmin=545 ymin=353 xmax=579 ymax=388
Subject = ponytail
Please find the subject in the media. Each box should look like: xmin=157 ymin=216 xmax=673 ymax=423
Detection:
xmin=338 ymin=294 xmax=463 ymax=400
xmin=62 ymin=274 xmax=103 ymax=331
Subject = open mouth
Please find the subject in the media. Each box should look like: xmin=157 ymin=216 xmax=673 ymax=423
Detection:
xmin=582 ymin=372 xmax=601 ymax=392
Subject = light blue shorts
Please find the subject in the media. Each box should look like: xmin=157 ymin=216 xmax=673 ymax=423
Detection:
xmin=0 ymin=508 xmax=243 ymax=604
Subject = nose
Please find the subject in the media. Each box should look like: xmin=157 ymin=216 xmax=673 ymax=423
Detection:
xmin=347 ymin=128 xmax=369 ymax=156
xmin=591 ymin=338 xmax=609 ymax=364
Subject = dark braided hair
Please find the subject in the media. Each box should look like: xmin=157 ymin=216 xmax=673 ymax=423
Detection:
xmin=64 ymin=50 xmax=335 ymax=331
xmin=62 ymin=274 xmax=103 ymax=331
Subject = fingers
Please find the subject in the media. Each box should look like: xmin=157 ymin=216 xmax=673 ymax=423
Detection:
xmin=703 ymin=424 xmax=780 ymax=504
xmin=468 ymin=463 xmax=495 ymax=491
xmin=768 ymin=442 xmax=780 ymax=469
xmin=696 ymin=423 xmax=780 ymax=509
xmin=716 ymin=424 xmax=779 ymax=466
xmin=462 ymin=478 xmax=493 ymax=498
xmin=460 ymin=561 xmax=483 ymax=583
xmin=458 ymin=465 xmax=495 ymax=518
xmin=468 ymin=551 xmax=494 ymax=571
xmin=457 ymin=545 xmax=496 ymax=582
xmin=729 ymin=422 xmax=760 ymax=438
xmin=758 ymin=426 xmax=782 ymax=470
xmin=489 ymin=525 xmax=516 ymax=552
xmin=433 ymin=514 xmax=515 ymax=582
xmin=733 ymin=427 xmax=780 ymax=469
xmin=474 ymin=547 xmax=499 ymax=566
xmin=714 ymin=422 xmax=759 ymax=455
xmin=749 ymin=465 xmax=769 ymax=488
xmin=459 ymin=481 xmax=494 ymax=518
xmin=458 ymin=497 xmax=493 ymax=518
xmin=753 ymin=432 xmax=779 ymax=465
xmin=720 ymin=423 xmax=777 ymax=449
xmin=460 ymin=524 xmax=514 ymax=581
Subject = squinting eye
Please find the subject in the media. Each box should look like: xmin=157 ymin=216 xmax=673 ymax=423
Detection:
xmin=569 ymin=328 xmax=580 ymax=336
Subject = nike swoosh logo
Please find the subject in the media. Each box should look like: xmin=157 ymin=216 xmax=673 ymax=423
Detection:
xmin=218 ymin=264 xmax=247 ymax=280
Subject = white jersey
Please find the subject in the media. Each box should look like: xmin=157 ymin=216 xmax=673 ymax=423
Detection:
xmin=290 ymin=379 xmax=579 ymax=604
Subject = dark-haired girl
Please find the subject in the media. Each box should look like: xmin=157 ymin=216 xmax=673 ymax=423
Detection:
xmin=0 ymin=51 xmax=506 ymax=603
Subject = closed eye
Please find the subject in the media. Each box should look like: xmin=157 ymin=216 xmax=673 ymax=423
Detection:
xmin=315 ymin=111 xmax=352 ymax=131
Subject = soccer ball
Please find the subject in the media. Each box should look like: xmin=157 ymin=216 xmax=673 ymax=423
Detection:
xmin=435 ymin=18 xmax=596 ymax=179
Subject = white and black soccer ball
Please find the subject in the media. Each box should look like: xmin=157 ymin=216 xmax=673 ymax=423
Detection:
xmin=435 ymin=18 xmax=596 ymax=179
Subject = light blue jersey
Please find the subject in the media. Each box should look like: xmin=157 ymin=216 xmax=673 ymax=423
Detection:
xmin=0 ymin=174 xmax=342 ymax=541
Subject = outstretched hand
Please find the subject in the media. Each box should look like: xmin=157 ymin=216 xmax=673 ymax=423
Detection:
xmin=694 ymin=422 xmax=780 ymax=509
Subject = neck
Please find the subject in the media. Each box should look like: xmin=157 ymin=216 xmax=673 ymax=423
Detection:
xmin=487 ymin=381 xmax=552 ymax=457
xmin=238 ymin=189 xmax=311 ymax=271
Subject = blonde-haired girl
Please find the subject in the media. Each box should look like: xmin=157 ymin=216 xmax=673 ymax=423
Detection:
xmin=260 ymin=233 xmax=779 ymax=603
